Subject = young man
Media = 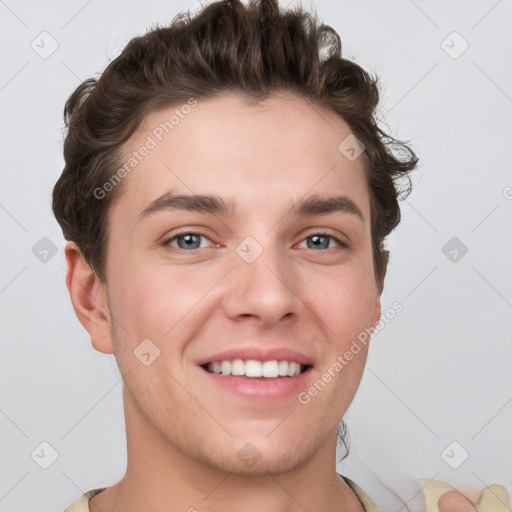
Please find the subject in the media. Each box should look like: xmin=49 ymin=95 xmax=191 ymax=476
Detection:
xmin=53 ymin=1 xmax=502 ymax=511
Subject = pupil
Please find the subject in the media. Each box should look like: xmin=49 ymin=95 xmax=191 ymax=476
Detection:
xmin=179 ymin=234 xmax=200 ymax=249
xmin=308 ymin=235 xmax=328 ymax=249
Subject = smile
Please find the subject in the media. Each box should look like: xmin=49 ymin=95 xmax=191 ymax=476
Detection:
xmin=202 ymin=359 xmax=310 ymax=378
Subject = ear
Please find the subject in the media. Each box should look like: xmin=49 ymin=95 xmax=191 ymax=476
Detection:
xmin=64 ymin=241 xmax=115 ymax=354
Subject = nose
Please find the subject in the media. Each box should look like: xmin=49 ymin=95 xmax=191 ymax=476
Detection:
xmin=222 ymin=239 xmax=300 ymax=327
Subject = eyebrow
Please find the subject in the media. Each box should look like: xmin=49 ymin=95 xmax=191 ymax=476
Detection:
xmin=138 ymin=191 xmax=365 ymax=223
xmin=289 ymin=194 xmax=364 ymax=223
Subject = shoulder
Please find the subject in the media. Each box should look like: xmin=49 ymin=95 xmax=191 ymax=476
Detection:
xmin=63 ymin=488 xmax=106 ymax=512
xmin=341 ymin=475 xmax=379 ymax=512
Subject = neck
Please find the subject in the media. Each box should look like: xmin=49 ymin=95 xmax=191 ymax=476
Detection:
xmin=89 ymin=387 xmax=365 ymax=512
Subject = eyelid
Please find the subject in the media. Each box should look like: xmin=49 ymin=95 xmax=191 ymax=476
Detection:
xmin=163 ymin=231 xmax=217 ymax=250
xmin=162 ymin=228 xmax=349 ymax=252
xmin=296 ymin=230 xmax=348 ymax=249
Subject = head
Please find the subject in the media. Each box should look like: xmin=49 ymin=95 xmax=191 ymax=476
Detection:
xmin=53 ymin=0 xmax=417 ymax=475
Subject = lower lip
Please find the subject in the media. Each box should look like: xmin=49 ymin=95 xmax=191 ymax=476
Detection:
xmin=200 ymin=367 xmax=313 ymax=400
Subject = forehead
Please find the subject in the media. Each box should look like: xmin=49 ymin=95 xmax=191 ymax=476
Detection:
xmin=112 ymin=93 xmax=370 ymax=222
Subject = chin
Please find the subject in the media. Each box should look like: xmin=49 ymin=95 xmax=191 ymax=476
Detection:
xmin=194 ymin=435 xmax=318 ymax=477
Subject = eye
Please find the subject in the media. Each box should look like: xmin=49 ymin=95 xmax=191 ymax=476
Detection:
xmin=297 ymin=232 xmax=346 ymax=251
xmin=164 ymin=232 xmax=214 ymax=250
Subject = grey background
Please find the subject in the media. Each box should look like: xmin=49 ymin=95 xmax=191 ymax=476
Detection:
xmin=0 ymin=0 xmax=511 ymax=511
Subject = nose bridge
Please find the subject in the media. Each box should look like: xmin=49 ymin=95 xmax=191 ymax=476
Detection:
xmin=224 ymin=233 xmax=299 ymax=323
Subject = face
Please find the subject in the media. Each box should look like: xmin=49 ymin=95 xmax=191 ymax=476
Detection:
xmin=99 ymin=93 xmax=381 ymax=475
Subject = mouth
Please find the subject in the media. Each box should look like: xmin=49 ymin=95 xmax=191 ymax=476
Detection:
xmin=196 ymin=347 xmax=314 ymax=400
xmin=200 ymin=359 xmax=312 ymax=378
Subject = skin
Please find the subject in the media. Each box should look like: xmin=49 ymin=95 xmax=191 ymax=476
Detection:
xmin=439 ymin=492 xmax=479 ymax=512
xmin=65 ymin=93 xmax=477 ymax=512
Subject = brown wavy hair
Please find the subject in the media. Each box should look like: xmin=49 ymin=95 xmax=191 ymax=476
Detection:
xmin=53 ymin=0 xmax=417 ymax=291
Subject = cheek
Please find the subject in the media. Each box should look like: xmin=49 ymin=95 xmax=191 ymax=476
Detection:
xmin=307 ymin=266 xmax=375 ymax=407
xmin=308 ymin=264 xmax=377 ymax=341
xmin=107 ymin=257 xmax=216 ymax=341
xmin=106 ymin=257 xmax=173 ymax=340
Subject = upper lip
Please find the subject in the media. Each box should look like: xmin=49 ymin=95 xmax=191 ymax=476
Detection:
xmin=197 ymin=346 xmax=314 ymax=366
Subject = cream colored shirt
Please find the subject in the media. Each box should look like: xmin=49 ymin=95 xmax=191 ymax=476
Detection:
xmin=63 ymin=476 xmax=378 ymax=512
xmin=63 ymin=477 xmax=511 ymax=512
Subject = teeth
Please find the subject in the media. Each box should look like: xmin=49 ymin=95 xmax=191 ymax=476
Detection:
xmin=231 ymin=359 xmax=245 ymax=376
xmin=245 ymin=360 xmax=263 ymax=377
xmin=221 ymin=360 xmax=231 ymax=375
xmin=205 ymin=359 xmax=304 ymax=378
xmin=278 ymin=360 xmax=289 ymax=376
xmin=262 ymin=361 xmax=279 ymax=378
xmin=287 ymin=361 xmax=298 ymax=377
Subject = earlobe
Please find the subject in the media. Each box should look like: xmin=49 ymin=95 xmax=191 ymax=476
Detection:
xmin=64 ymin=242 xmax=115 ymax=354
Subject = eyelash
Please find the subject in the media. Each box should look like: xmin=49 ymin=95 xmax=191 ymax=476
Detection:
xmin=299 ymin=232 xmax=348 ymax=250
xmin=162 ymin=231 xmax=348 ymax=252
